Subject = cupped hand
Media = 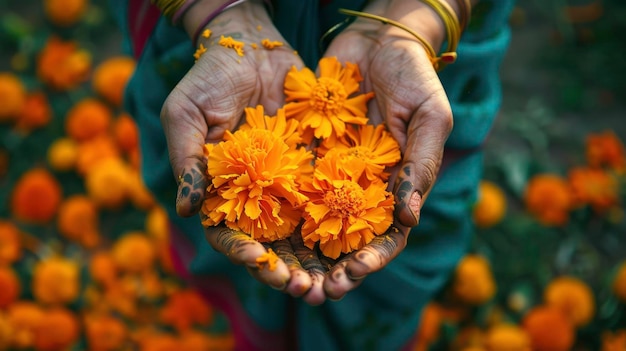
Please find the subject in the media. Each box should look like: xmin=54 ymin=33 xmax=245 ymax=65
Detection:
xmin=319 ymin=0 xmax=456 ymax=300
xmin=161 ymin=1 xmax=324 ymax=303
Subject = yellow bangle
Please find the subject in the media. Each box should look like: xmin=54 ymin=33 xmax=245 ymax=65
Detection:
xmin=419 ymin=0 xmax=461 ymax=70
xmin=152 ymin=0 xmax=187 ymax=19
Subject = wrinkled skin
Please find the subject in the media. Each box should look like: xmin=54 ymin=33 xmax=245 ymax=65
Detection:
xmin=161 ymin=0 xmax=453 ymax=305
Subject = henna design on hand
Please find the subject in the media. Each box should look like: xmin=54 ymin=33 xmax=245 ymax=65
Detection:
xmin=214 ymin=227 xmax=257 ymax=258
xmin=176 ymin=160 xmax=208 ymax=213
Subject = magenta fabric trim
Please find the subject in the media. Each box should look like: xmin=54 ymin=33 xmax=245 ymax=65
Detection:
xmin=128 ymin=0 xmax=162 ymax=59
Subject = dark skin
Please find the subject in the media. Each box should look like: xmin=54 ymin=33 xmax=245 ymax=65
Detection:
xmin=163 ymin=0 xmax=458 ymax=304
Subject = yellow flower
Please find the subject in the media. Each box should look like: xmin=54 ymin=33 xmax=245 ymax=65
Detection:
xmin=48 ymin=137 xmax=79 ymax=172
xmin=284 ymin=56 xmax=374 ymax=141
xmin=485 ymin=324 xmax=531 ymax=351
xmin=32 ymin=257 xmax=80 ymax=305
xmin=317 ymin=124 xmax=401 ymax=183
xmin=451 ymin=254 xmax=496 ymax=305
xmin=544 ymin=276 xmax=595 ymax=327
xmin=112 ymin=232 xmax=155 ymax=274
xmin=201 ymin=106 xmax=313 ymax=242
xmin=300 ymin=152 xmax=394 ymax=259
xmin=92 ymin=56 xmax=136 ymax=106
xmin=473 ymin=180 xmax=507 ymax=228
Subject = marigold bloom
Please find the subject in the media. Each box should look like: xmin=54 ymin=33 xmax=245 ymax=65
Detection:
xmin=602 ymin=330 xmax=626 ymax=351
xmin=85 ymin=157 xmax=131 ymax=209
xmin=485 ymin=324 xmax=531 ymax=351
xmin=202 ymin=106 xmax=313 ymax=242
xmin=160 ymin=289 xmax=213 ymax=332
xmin=612 ymin=261 xmax=626 ymax=302
xmin=284 ymin=56 xmax=374 ymax=141
xmin=128 ymin=170 xmax=156 ymax=210
xmin=300 ymin=153 xmax=394 ymax=259
xmin=317 ymin=124 xmax=401 ymax=183
xmin=473 ymin=180 xmax=507 ymax=228
xmin=569 ymin=167 xmax=619 ymax=213
xmin=179 ymin=331 xmax=235 ymax=351
xmin=451 ymin=254 xmax=496 ymax=305
xmin=136 ymin=332 xmax=181 ymax=351
xmin=7 ymin=302 xmax=45 ymax=349
xmin=57 ymin=195 xmax=100 ymax=248
xmin=75 ymin=135 xmax=121 ymax=175
xmin=89 ymin=252 xmax=119 ymax=287
xmin=32 ymin=257 xmax=80 ymax=305
xmin=522 ymin=306 xmax=574 ymax=351
xmin=47 ymin=138 xmax=79 ymax=172
xmin=414 ymin=303 xmax=443 ymax=351
xmin=112 ymin=232 xmax=155 ymax=274
xmin=0 ymin=220 xmax=22 ymax=265
xmin=33 ymin=308 xmax=80 ymax=351
xmin=523 ymin=173 xmax=573 ymax=226
xmin=92 ymin=56 xmax=136 ymax=106
xmin=587 ymin=131 xmax=626 ymax=171
xmin=44 ymin=0 xmax=87 ymax=26
xmin=37 ymin=36 xmax=91 ymax=90
xmin=0 ymin=266 xmax=20 ymax=308
xmin=113 ymin=113 xmax=139 ymax=153
xmin=15 ymin=91 xmax=52 ymax=132
xmin=544 ymin=276 xmax=595 ymax=327
xmin=85 ymin=314 xmax=128 ymax=351
xmin=65 ymin=98 xmax=112 ymax=142
xmin=0 ymin=72 xmax=26 ymax=121
xmin=10 ymin=168 xmax=62 ymax=223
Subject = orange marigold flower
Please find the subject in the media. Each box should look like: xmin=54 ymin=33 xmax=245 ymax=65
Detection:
xmin=44 ymin=0 xmax=87 ymax=27
xmin=522 ymin=305 xmax=574 ymax=351
xmin=451 ymin=254 xmax=497 ymax=305
xmin=113 ymin=113 xmax=139 ymax=153
xmin=414 ymin=303 xmax=443 ymax=351
xmin=587 ymin=130 xmax=626 ymax=171
xmin=136 ymin=332 xmax=181 ymax=351
xmin=201 ymin=106 xmax=313 ymax=242
xmin=33 ymin=308 xmax=80 ymax=351
xmin=160 ymin=289 xmax=213 ymax=332
xmin=544 ymin=276 xmax=595 ymax=328
xmin=11 ymin=168 xmax=62 ymax=224
xmin=612 ymin=261 xmax=626 ymax=302
xmin=7 ymin=302 xmax=45 ymax=349
xmin=569 ymin=166 xmax=619 ymax=213
xmin=602 ymin=330 xmax=626 ymax=351
xmin=47 ymin=137 xmax=79 ymax=172
xmin=85 ymin=157 xmax=131 ymax=209
xmin=485 ymin=324 xmax=531 ymax=351
xmin=300 ymin=153 xmax=394 ymax=259
xmin=179 ymin=330 xmax=235 ymax=351
xmin=57 ymin=195 xmax=100 ymax=248
xmin=0 ymin=266 xmax=21 ymax=308
xmin=112 ymin=232 xmax=155 ymax=274
xmin=0 ymin=72 xmax=26 ymax=121
xmin=284 ymin=56 xmax=374 ymax=141
xmin=317 ymin=124 xmax=401 ymax=183
xmin=37 ymin=36 xmax=91 ymax=91
xmin=92 ymin=56 xmax=136 ymax=106
xmin=32 ymin=257 xmax=80 ymax=305
xmin=89 ymin=251 xmax=119 ymax=287
xmin=76 ymin=135 xmax=121 ymax=175
xmin=85 ymin=314 xmax=128 ymax=351
xmin=473 ymin=180 xmax=507 ymax=228
xmin=65 ymin=98 xmax=112 ymax=142
xmin=523 ymin=173 xmax=573 ymax=226
xmin=16 ymin=91 xmax=52 ymax=132
xmin=0 ymin=220 xmax=22 ymax=265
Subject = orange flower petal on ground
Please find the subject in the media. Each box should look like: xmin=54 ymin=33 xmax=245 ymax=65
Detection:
xmin=523 ymin=173 xmax=573 ymax=226
xmin=0 ymin=72 xmax=26 ymax=121
xmin=485 ymin=324 xmax=531 ymax=351
xmin=7 ymin=302 xmax=45 ymax=349
xmin=300 ymin=152 xmax=394 ymax=259
xmin=85 ymin=157 xmax=131 ymax=209
xmin=33 ymin=308 xmax=80 ymax=351
xmin=160 ymin=289 xmax=213 ymax=332
xmin=522 ymin=305 xmax=574 ymax=351
xmin=473 ymin=180 xmax=507 ymax=228
xmin=47 ymin=137 xmax=79 ymax=172
xmin=586 ymin=130 xmax=626 ymax=171
xmin=43 ymin=0 xmax=87 ymax=27
xmin=569 ymin=166 xmax=619 ymax=213
xmin=32 ymin=257 xmax=80 ymax=305
xmin=37 ymin=36 xmax=91 ymax=90
xmin=65 ymin=98 xmax=112 ymax=142
xmin=10 ymin=167 xmax=62 ymax=224
xmin=452 ymin=254 xmax=497 ymax=305
xmin=57 ymin=195 xmax=100 ymax=248
xmin=92 ymin=56 xmax=136 ymax=106
xmin=112 ymin=232 xmax=156 ymax=274
xmin=16 ymin=91 xmax=52 ymax=132
xmin=0 ymin=220 xmax=22 ymax=265
xmin=284 ymin=56 xmax=373 ymax=141
xmin=85 ymin=314 xmax=128 ymax=351
xmin=201 ymin=106 xmax=313 ymax=242
xmin=0 ymin=266 xmax=21 ymax=308
xmin=544 ymin=276 xmax=595 ymax=327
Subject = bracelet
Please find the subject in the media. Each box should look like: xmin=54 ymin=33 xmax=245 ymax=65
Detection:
xmin=152 ymin=0 xmax=186 ymax=19
xmin=455 ymin=0 xmax=472 ymax=32
xmin=419 ymin=0 xmax=461 ymax=70
xmin=192 ymin=0 xmax=248 ymax=44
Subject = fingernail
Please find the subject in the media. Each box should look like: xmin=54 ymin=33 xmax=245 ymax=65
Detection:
xmin=409 ymin=191 xmax=422 ymax=223
xmin=271 ymin=279 xmax=289 ymax=291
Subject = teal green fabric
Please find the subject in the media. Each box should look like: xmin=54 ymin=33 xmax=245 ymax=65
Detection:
xmin=115 ymin=0 xmax=515 ymax=349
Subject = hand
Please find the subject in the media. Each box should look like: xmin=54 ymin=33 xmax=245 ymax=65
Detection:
xmin=162 ymin=0 xmax=326 ymax=303
xmin=319 ymin=0 xmax=456 ymax=300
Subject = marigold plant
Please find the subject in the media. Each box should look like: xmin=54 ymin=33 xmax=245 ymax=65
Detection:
xmin=522 ymin=305 xmax=574 ymax=351
xmin=92 ymin=56 xmax=136 ymax=107
xmin=16 ymin=91 xmax=52 ymax=132
xmin=10 ymin=167 xmax=63 ymax=223
xmin=111 ymin=232 xmax=156 ymax=274
xmin=473 ymin=180 xmax=507 ymax=228
xmin=32 ymin=257 xmax=80 ymax=305
xmin=37 ymin=36 xmax=91 ymax=90
xmin=85 ymin=157 xmax=131 ymax=209
xmin=7 ymin=302 xmax=45 ymax=349
xmin=57 ymin=195 xmax=100 ymax=248
xmin=543 ymin=276 xmax=595 ymax=327
xmin=568 ymin=166 xmax=619 ymax=213
xmin=586 ymin=130 xmax=626 ymax=171
xmin=451 ymin=254 xmax=497 ymax=305
xmin=0 ymin=266 xmax=21 ymax=308
xmin=523 ymin=173 xmax=573 ymax=226
xmin=0 ymin=72 xmax=26 ymax=121
xmin=43 ymin=0 xmax=87 ymax=27
xmin=65 ymin=98 xmax=112 ymax=142
xmin=0 ymin=220 xmax=22 ymax=265
xmin=47 ymin=137 xmax=79 ymax=172
xmin=33 ymin=307 xmax=80 ymax=351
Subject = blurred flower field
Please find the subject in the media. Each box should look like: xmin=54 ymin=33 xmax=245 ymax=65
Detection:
xmin=0 ymin=0 xmax=625 ymax=350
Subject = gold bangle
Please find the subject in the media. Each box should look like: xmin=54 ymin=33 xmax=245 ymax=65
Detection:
xmin=455 ymin=0 xmax=472 ymax=32
xmin=419 ymin=0 xmax=461 ymax=70
xmin=152 ymin=0 xmax=187 ymax=19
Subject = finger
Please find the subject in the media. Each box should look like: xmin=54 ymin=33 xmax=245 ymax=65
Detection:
xmin=271 ymin=239 xmax=312 ymax=298
xmin=204 ymin=225 xmax=290 ymax=290
xmin=344 ymin=225 xmax=408 ymax=280
xmin=322 ymin=258 xmax=363 ymax=301
xmin=289 ymin=234 xmax=326 ymax=306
